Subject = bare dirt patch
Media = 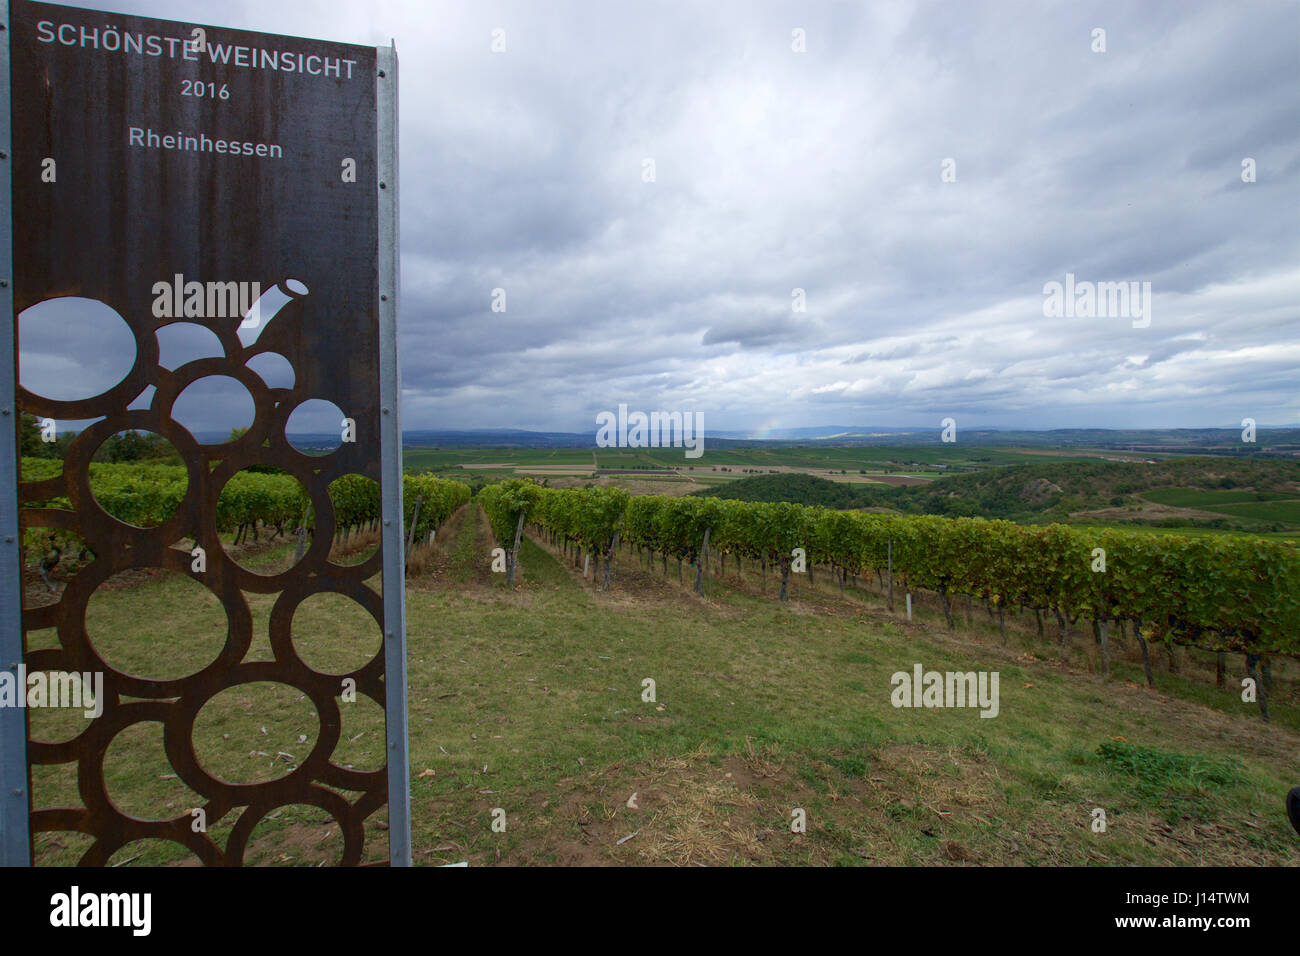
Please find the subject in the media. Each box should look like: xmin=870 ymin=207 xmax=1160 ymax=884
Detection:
xmin=862 ymin=474 xmax=932 ymax=486
xmin=597 ymin=477 xmax=706 ymax=496
xmin=508 ymin=740 xmax=1016 ymax=866
xmin=1074 ymin=498 xmax=1229 ymax=522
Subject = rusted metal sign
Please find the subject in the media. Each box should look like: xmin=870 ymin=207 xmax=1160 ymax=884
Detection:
xmin=1 ymin=1 xmax=408 ymax=865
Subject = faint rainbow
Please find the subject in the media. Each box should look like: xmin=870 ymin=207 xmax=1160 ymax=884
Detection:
xmin=750 ymin=416 xmax=787 ymax=440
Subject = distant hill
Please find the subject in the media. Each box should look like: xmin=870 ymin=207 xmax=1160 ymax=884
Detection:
xmin=692 ymin=457 xmax=1300 ymax=533
xmin=691 ymin=473 xmax=879 ymax=508
xmin=401 ymin=429 xmax=594 ymax=448
xmin=391 ymin=426 xmax=1300 ymax=454
xmin=102 ymin=425 xmax=1300 ymax=455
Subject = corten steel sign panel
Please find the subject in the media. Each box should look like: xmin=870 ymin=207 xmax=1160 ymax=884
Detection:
xmin=3 ymin=1 xmax=408 ymax=865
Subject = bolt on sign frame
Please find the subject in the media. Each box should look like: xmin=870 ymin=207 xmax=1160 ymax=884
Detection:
xmin=0 ymin=1 xmax=410 ymax=866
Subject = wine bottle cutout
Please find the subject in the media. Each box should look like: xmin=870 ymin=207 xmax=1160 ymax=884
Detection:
xmin=239 ymin=278 xmax=310 ymax=347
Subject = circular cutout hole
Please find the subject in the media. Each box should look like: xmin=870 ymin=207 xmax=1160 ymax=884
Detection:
xmin=104 ymin=720 xmax=206 ymax=821
xmin=333 ymin=693 xmax=386 ymax=772
xmin=218 ymin=469 xmax=310 ymax=576
xmin=286 ymin=399 xmax=347 ymax=454
xmin=156 ymin=322 xmax=225 ymax=371
xmin=242 ymin=802 xmax=343 ymax=867
xmin=328 ymin=474 xmax=380 ymax=567
xmin=192 ymin=681 xmax=319 ymax=785
xmin=171 ymin=375 xmax=255 ymax=444
xmin=291 ymin=592 xmax=382 ymax=676
xmin=24 ymin=669 xmax=101 ymax=745
xmin=246 ymin=351 xmax=295 ymax=390
xmin=86 ymin=569 xmax=228 ymax=681
xmin=18 ymin=297 xmax=137 ymax=401
xmin=88 ymin=435 xmax=188 ymax=526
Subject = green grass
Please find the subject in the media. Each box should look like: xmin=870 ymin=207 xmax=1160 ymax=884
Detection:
xmin=1045 ymin=520 xmax=1300 ymax=542
xmin=1142 ymin=489 xmax=1293 ymax=508
xmin=1208 ymin=500 xmax=1300 ymax=522
xmin=1138 ymin=488 xmax=1300 ymax=527
xmin=1096 ymin=741 xmax=1244 ymax=790
xmin=1096 ymin=741 xmax=1247 ymax=825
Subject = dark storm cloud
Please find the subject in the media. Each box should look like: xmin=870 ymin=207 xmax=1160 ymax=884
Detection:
xmin=23 ymin=0 xmax=1300 ymax=435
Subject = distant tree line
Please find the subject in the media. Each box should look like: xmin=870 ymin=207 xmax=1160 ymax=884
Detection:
xmin=19 ymin=412 xmax=186 ymax=465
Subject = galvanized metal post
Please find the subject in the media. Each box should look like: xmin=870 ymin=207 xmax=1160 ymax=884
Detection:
xmin=0 ymin=0 xmax=31 ymax=867
xmin=376 ymin=42 xmax=411 ymax=867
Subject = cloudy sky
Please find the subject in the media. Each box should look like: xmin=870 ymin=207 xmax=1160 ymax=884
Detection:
xmin=21 ymin=0 xmax=1300 ymax=435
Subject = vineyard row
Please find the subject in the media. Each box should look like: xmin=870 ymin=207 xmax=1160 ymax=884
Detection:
xmin=477 ymin=480 xmax=1299 ymax=668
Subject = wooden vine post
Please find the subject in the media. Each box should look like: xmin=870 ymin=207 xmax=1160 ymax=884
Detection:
xmin=508 ymin=510 xmax=526 ymax=587
xmin=404 ymin=494 xmax=424 ymax=572
xmin=694 ymin=526 xmax=711 ymax=595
